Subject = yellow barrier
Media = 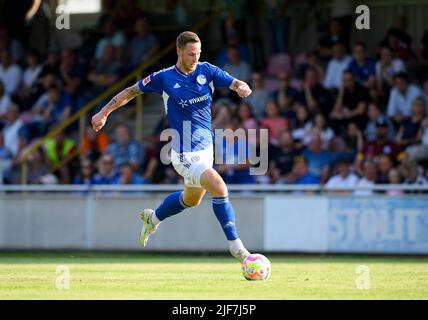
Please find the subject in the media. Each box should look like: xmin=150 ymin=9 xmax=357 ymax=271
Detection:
xmin=21 ymin=10 xmax=223 ymax=184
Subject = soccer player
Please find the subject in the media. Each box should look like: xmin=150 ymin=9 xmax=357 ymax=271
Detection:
xmin=92 ymin=31 xmax=253 ymax=262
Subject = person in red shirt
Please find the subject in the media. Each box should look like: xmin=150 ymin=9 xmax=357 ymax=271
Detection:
xmin=361 ymin=116 xmax=403 ymax=160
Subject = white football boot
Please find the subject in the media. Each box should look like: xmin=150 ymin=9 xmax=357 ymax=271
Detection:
xmin=139 ymin=209 xmax=158 ymax=247
xmin=230 ymin=247 xmax=251 ymax=263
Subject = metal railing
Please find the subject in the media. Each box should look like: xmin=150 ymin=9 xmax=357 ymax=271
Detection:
xmin=19 ymin=10 xmax=223 ymax=184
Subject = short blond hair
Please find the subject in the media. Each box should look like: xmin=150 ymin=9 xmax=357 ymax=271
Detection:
xmin=176 ymin=31 xmax=200 ymax=49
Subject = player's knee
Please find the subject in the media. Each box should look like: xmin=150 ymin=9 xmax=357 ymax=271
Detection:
xmin=183 ymin=197 xmax=202 ymax=207
xmin=209 ymin=180 xmax=228 ymax=197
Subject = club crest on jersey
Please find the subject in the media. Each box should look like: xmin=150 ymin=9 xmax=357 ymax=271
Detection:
xmin=143 ymin=76 xmax=151 ymax=86
xmin=196 ymin=74 xmax=207 ymax=85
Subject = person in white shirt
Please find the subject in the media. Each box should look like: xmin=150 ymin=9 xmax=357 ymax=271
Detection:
xmin=387 ymin=72 xmax=424 ymax=123
xmin=22 ymin=51 xmax=42 ymax=89
xmin=0 ymin=80 xmax=12 ymax=119
xmin=354 ymin=160 xmax=377 ymax=196
xmin=375 ymin=46 xmax=405 ymax=89
xmin=0 ymin=49 xmax=22 ymax=96
xmin=323 ymin=42 xmax=352 ymax=90
xmin=2 ymin=103 xmax=23 ymax=156
xmin=325 ymin=158 xmax=359 ymax=192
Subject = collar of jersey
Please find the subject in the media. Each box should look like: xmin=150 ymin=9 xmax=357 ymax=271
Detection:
xmin=174 ymin=63 xmax=199 ymax=77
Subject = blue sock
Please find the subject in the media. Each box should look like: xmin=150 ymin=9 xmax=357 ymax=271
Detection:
xmin=155 ymin=191 xmax=190 ymax=221
xmin=212 ymin=195 xmax=238 ymax=241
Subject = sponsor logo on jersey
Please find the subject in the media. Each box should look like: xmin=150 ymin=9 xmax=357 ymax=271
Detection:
xmin=188 ymin=93 xmax=210 ymax=105
xmin=173 ymin=82 xmax=181 ymax=89
xmin=196 ymin=74 xmax=207 ymax=85
xmin=178 ymin=93 xmax=210 ymax=108
xmin=143 ymin=76 xmax=151 ymax=85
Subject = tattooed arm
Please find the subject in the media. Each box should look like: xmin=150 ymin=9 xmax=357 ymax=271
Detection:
xmin=229 ymin=79 xmax=252 ymax=98
xmin=91 ymin=83 xmax=142 ymax=132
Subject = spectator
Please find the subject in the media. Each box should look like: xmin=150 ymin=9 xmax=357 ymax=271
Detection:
xmin=216 ymin=121 xmax=256 ymax=184
xmin=113 ymin=163 xmax=145 ymax=185
xmin=142 ymin=114 xmax=171 ymax=184
xmin=88 ymin=45 xmax=123 ymax=94
xmin=375 ymin=154 xmax=394 ymax=184
xmin=375 ymin=46 xmax=405 ymax=92
xmin=295 ymin=51 xmax=325 ymax=82
xmin=106 ymin=125 xmax=144 ymax=170
xmin=309 ymin=113 xmax=335 ymax=150
xmin=354 ymin=160 xmax=377 ymax=196
xmin=81 ymin=126 xmax=110 ymax=162
xmin=387 ymin=72 xmax=424 ymax=124
xmin=43 ymin=130 xmax=77 ymax=184
xmin=260 ymin=100 xmax=289 ymax=145
xmin=0 ymin=49 xmax=22 ymax=96
xmin=325 ymin=158 xmax=359 ymax=191
xmin=215 ymin=30 xmax=250 ymax=68
xmin=20 ymin=50 xmax=43 ymax=106
xmin=58 ymin=48 xmax=85 ymax=98
xmin=406 ymin=116 xmax=428 ymax=162
xmin=36 ymin=84 xmax=73 ymax=124
xmin=347 ymin=42 xmax=376 ymax=87
xmin=380 ymin=16 xmax=414 ymax=61
xmin=271 ymin=71 xmax=299 ymax=115
xmin=330 ymin=70 xmax=371 ymax=132
xmin=323 ymin=42 xmax=352 ymax=90
xmin=317 ymin=18 xmax=347 ymax=60
xmin=365 ymin=102 xmax=395 ymax=142
xmin=73 ymin=158 xmax=94 ymax=185
xmin=129 ymin=18 xmax=160 ymax=68
xmin=38 ymin=50 xmax=60 ymax=78
xmin=297 ymin=67 xmax=332 ymax=118
xmin=2 ymin=103 xmax=24 ymax=156
xmin=16 ymin=148 xmax=49 ymax=185
xmin=396 ymin=97 xmax=425 ymax=149
xmin=285 ymin=155 xmax=320 ymax=184
xmin=291 ymin=104 xmax=312 ymax=148
xmin=269 ymin=130 xmax=300 ymax=179
xmin=243 ymin=72 xmax=270 ymax=119
xmin=333 ymin=122 xmax=364 ymax=164
xmin=236 ymin=102 xmax=258 ymax=131
xmin=212 ymin=102 xmax=233 ymax=130
xmin=19 ymin=83 xmax=72 ymax=144
xmin=0 ymin=131 xmax=12 ymax=183
xmin=386 ymin=168 xmax=404 ymax=196
xmin=88 ymin=45 xmax=124 ymax=93
xmin=301 ymin=133 xmax=331 ymax=183
xmin=28 ymin=72 xmax=59 ymax=111
xmin=361 ymin=116 xmax=402 ymax=161
xmin=223 ymin=46 xmax=252 ymax=83
xmin=95 ymin=20 xmax=126 ymax=61
xmin=0 ymin=80 xmax=12 ymax=124
xmin=92 ymin=153 xmax=119 ymax=184
xmin=399 ymin=159 xmax=428 ymax=185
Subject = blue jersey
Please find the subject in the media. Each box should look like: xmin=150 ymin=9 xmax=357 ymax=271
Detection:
xmin=138 ymin=62 xmax=235 ymax=152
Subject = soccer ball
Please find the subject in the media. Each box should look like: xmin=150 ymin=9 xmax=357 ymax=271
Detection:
xmin=241 ymin=254 xmax=271 ymax=281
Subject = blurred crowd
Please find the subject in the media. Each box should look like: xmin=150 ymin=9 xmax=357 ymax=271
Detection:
xmin=1 ymin=1 xmax=428 ymax=192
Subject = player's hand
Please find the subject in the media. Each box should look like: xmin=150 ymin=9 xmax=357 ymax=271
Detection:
xmin=91 ymin=111 xmax=108 ymax=132
xmin=236 ymin=82 xmax=252 ymax=98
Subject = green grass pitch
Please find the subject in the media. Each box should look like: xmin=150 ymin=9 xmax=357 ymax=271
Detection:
xmin=0 ymin=252 xmax=427 ymax=299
